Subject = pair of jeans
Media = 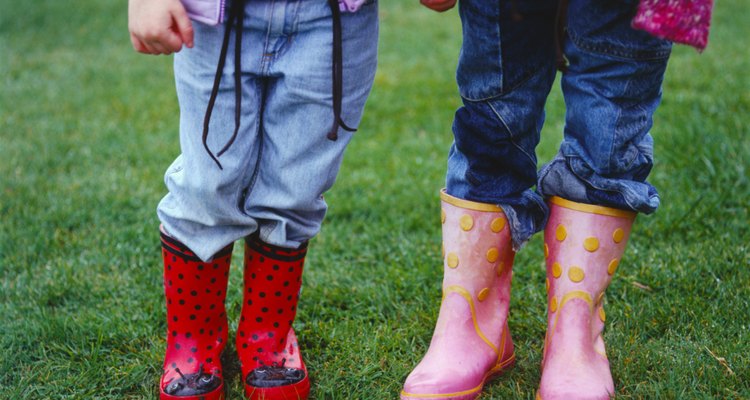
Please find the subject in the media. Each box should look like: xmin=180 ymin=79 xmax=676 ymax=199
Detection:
xmin=158 ymin=0 xmax=379 ymax=261
xmin=446 ymin=0 xmax=671 ymax=249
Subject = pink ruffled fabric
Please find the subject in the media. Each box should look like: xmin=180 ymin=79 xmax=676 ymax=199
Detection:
xmin=632 ymin=0 xmax=714 ymax=51
xmin=339 ymin=0 xmax=366 ymax=12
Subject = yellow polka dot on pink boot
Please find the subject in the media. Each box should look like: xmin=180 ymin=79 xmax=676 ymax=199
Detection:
xmin=539 ymin=197 xmax=635 ymax=400
xmin=568 ymin=267 xmax=585 ymax=282
xmin=555 ymin=225 xmax=567 ymax=241
xmin=486 ymin=248 xmax=499 ymax=263
xmin=402 ymin=190 xmax=516 ymax=400
xmin=583 ymin=237 xmax=599 ymax=252
xmin=460 ymin=214 xmax=474 ymax=231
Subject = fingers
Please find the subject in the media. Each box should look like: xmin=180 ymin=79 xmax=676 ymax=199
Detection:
xmin=155 ymin=29 xmax=184 ymax=54
xmin=130 ymin=32 xmax=150 ymax=54
xmin=131 ymin=31 xmax=180 ymax=55
xmin=171 ymin=5 xmax=195 ymax=48
xmin=420 ymin=0 xmax=457 ymax=12
xmin=147 ymin=40 xmax=173 ymax=55
xmin=128 ymin=0 xmax=191 ymax=55
xmin=130 ymin=26 xmax=185 ymax=55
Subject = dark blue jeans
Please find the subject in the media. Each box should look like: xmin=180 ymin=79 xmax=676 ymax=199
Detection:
xmin=445 ymin=0 xmax=672 ymax=249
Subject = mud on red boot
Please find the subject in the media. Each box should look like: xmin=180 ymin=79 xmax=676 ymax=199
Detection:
xmin=160 ymin=230 xmax=233 ymax=400
xmin=237 ymin=234 xmax=310 ymax=400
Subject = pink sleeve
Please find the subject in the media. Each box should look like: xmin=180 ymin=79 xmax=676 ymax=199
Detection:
xmin=339 ymin=0 xmax=367 ymax=13
xmin=180 ymin=0 xmax=226 ymax=26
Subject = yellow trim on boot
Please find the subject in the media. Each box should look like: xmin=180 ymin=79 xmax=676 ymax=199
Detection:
xmin=400 ymin=355 xmax=515 ymax=399
xmin=543 ymin=290 xmax=609 ymax=359
xmin=442 ymin=285 xmax=500 ymax=356
xmin=401 ymin=290 xmax=515 ymax=399
xmin=549 ymin=196 xmax=636 ymax=219
xmin=494 ymin=327 xmax=515 ymax=369
xmin=543 ymin=291 xmax=593 ymax=358
xmin=440 ymin=190 xmax=504 ymax=213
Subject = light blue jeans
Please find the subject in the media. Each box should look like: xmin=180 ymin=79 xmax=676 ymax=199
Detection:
xmin=446 ymin=0 xmax=671 ymax=249
xmin=158 ymin=0 xmax=379 ymax=261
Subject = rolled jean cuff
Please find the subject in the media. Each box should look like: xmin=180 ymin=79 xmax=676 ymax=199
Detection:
xmin=445 ymin=186 xmax=549 ymax=251
xmin=538 ymin=154 xmax=660 ymax=214
xmin=499 ymin=190 xmax=549 ymax=251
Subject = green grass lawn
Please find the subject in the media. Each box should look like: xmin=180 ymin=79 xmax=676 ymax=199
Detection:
xmin=1 ymin=1 xmax=748 ymax=399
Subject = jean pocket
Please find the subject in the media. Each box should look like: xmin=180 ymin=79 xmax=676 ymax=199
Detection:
xmin=457 ymin=0 xmax=557 ymax=101
xmin=456 ymin=0 xmax=503 ymax=100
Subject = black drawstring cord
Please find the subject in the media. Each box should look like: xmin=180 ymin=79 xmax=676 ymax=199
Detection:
xmin=326 ymin=0 xmax=356 ymax=141
xmin=218 ymin=0 xmax=245 ymax=158
xmin=202 ymin=0 xmax=246 ymax=169
xmin=202 ymin=0 xmax=352 ymax=167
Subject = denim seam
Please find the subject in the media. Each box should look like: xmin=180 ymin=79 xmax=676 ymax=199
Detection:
xmin=607 ymin=77 xmax=630 ymax=176
xmin=460 ymin=70 xmax=541 ymax=102
xmin=623 ymin=105 xmax=649 ymax=172
xmin=272 ymin=0 xmax=301 ymax=62
xmin=486 ymin=100 xmax=538 ymax=170
xmin=237 ymin=102 xmax=265 ymax=216
xmin=567 ymin=29 xmax=671 ymax=62
xmin=260 ymin=1 xmax=275 ymax=74
xmin=611 ymin=76 xmax=649 ymax=174
xmin=290 ymin=0 xmax=301 ymax=34
xmin=629 ymin=105 xmax=651 ymax=172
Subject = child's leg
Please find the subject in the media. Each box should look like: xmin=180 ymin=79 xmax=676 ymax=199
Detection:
xmin=446 ymin=0 xmax=559 ymax=250
xmin=158 ymin=0 xmax=377 ymax=259
xmin=157 ymin=1 xmax=377 ymax=399
xmin=536 ymin=1 xmax=671 ymax=398
xmin=239 ymin=0 xmax=378 ymax=249
xmin=224 ymin=1 xmax=378 ymax=399
xmin=537 ymin=0 xmax=672 ymax=213
xmin=402 ymin=0 xmax=557 ymax=399
xmin=157 ymin=8 xmax=270 ymax=262
xmin=155 ymin=7 xmax=271 ymax=399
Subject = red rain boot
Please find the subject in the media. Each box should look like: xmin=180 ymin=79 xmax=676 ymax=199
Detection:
xmin=237 ymin=234 xmax=311 ymax=400
xmin=160 ymin=230 xmax=233 ymax=400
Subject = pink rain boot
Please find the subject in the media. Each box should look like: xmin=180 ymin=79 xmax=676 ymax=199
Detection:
xmin=537 ymin=196 xmax=636 ymax=400
xmin=401 ymin=191 xmax=516 ymax=400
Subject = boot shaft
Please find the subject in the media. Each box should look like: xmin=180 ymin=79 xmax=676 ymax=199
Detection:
xmin=401 ymin=191 xmax=517 ymax=400
xmin=237 ymin=234 xmax=310 ymax=399
xmin=544 ymin=196 xmax=635 ymax=300
xmin=538 ymin=197 xmax=636 ymax=400
xmin=440 ymin=191 xmax=515 ymax=302
xmin=160 ymin=231 xmax=233 ymax=398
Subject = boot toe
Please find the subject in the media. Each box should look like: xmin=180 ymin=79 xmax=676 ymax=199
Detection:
xmin=401 ymin=367 xmax=487 ymax=400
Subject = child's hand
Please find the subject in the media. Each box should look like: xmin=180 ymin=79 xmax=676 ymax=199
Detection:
xmin=420 ymin=0 xmax=457 ymax=12
xmin=128 ymin=0 xmax=194 ymax=55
